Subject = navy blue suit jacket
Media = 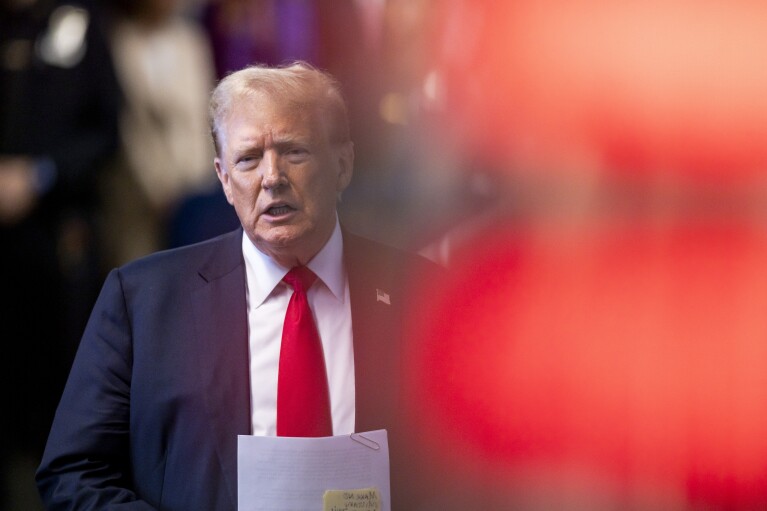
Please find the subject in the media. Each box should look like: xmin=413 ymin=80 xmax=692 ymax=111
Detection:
xmin=37 ymin=228 xmax=438 ymax=510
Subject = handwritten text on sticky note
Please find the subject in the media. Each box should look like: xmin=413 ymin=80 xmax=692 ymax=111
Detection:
xmin=323 ymin=487 xmax=381 ymax=511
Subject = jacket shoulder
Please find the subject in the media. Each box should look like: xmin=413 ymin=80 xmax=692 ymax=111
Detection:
xmin=117 ymin=228 xmax=243 ymax=284
xmin=343 ymin=230 xmax=445 ymax=278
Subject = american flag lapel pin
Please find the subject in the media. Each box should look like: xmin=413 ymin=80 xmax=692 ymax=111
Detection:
xmin=376 ymin=288 xmax=391 ymax=305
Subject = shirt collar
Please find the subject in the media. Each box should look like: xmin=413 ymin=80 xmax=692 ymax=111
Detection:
xmin=242 ymin=218 xmax=346 ymax=308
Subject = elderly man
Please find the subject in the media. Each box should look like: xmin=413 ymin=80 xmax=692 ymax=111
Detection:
xmin=37 ymin=63 xmax=440 ymax=510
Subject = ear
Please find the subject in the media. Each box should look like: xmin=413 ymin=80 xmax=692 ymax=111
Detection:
xmin=335 ymin=141 xmax=354 ymax=193
xmin=215 ymin=157 xmax=235 ymax=205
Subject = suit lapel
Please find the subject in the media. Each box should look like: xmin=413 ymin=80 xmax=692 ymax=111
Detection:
xmin=344 ymin=231 xmax=404 ymax=433
xmin=191 ymin=229 xmax=250 ymax=506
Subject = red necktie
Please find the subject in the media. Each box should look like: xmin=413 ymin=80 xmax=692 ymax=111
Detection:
xmin=277 ymin=267 xmax=333 ymax=437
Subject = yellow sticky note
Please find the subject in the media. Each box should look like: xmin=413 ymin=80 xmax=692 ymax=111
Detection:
xmin=323 ymin=487 xmax=381 ymax=511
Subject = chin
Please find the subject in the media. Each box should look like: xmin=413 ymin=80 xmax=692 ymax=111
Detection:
xmin=253 ymin=226 xmax=304 ymax=252
xmin=251 ymin=219 xmax=326 ymax=260
xmin=271 ymin=225 xmax=305 ymax=243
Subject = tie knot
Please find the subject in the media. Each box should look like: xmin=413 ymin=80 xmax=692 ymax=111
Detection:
xmin=283 ymin=266 xmax=317 ymax=293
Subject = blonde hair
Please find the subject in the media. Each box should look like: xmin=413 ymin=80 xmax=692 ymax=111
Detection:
xmin=209 ymin=61 xmax=350 ymax=155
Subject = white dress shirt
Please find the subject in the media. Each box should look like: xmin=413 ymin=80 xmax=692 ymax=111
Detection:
xmin=242 ymin=219 xmax=355 ymax=436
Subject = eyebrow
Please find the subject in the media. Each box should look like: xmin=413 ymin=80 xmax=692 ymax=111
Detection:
xmin=230 ymin=135 xmax=310 ymax=158
xmin=272 ymin=138 xmax=310 ymax=152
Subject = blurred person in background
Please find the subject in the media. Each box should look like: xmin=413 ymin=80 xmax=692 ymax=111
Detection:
xmin=0 ymin=0 xmax=120 ymax=509
xmin=101 ymin=0 xmax=218 ymax=267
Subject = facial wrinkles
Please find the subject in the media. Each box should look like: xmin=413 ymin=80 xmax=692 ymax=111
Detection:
xmin=230 ymin=130 xmax=267 ymax=166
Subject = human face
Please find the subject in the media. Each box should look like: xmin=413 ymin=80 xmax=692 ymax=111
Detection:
xmin=215 ymin=92 xmax=353 ymax=267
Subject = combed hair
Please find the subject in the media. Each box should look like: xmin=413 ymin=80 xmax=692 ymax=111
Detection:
xmin=209 ymin=62 xmax=350 ymax=156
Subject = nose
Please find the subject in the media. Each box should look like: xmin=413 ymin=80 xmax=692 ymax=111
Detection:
xmin=260 ymin=151 xmax=286 ymax=190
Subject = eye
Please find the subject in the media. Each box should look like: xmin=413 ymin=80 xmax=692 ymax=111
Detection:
xmin=285 ymin=147 xmax=309 ymax=163
xmin=235 ymin=153 xmax=261 ymax=169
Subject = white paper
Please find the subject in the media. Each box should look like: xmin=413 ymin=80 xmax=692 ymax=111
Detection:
xmin=237 ymin=429 xmax=391 ymax=511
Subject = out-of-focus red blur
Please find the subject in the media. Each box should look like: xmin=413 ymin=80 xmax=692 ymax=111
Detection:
xmin=404 ymin=1 xmax=767 ymax=509
xmin=409 ymin=223 xmax=767 ymax=508
xmin=436 ymin=0 xmax=767 ymax=181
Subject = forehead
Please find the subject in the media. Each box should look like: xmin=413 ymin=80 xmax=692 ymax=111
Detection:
xmin=222 ymin=91 xmax=328 ymax=142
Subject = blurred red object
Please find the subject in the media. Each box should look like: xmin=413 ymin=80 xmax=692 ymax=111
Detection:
xmin=407 ymin=221 xmax=767 ymax=508
xmin=439 ymin=0 xmax=767 ymax=180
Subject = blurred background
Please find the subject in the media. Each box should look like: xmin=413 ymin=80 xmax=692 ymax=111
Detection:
xmin=2 ymin=0 xmax=767 ymax=509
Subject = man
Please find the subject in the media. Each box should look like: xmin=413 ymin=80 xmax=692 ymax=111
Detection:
xmin=37 ymin=62 xmax=441 ymax=510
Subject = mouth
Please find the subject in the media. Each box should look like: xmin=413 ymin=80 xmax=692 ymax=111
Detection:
xmin=267 ymin=205 xmax=294 ymax=215
xmin=263 ymin=203 xmax=297 ymax=218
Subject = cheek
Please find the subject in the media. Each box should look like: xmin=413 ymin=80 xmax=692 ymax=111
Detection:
xmin=231 ymin=175 xmax=259 ymax=200
xmin=301 ymin=188 xmax=331 ymax=219
xmin=303 ymin=168 xmax=339 ymax=208
xmin=228 ymin=177 xmax=261 ymax=219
